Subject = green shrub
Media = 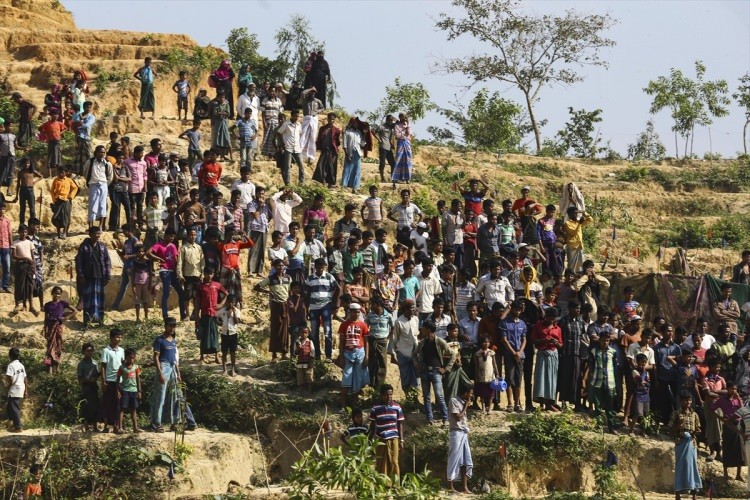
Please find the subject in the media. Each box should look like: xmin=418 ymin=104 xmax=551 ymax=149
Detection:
xmin=712 ymin=214 xmax=750 ymax=248
xmin=507 ymin=410 xmax=588 ymax=466
xmin=94 ymin=67 xmax=132 ymax=93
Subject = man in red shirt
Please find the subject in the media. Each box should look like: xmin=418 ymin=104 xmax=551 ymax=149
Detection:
xmin=197 ymin=149 xmax=222 ymax=203
xmin=531 ymin=307 xmax=563 ymax=412
xmin=195 ymin=269 xmax=227 ymax=364
xmin=338 ymin=303 xmax=370 ymax=407
xmin=38 ymin=109 xmax=67 ymax=172
xmin=511 ymin=186 xmax=542 ymax=217
xmin=218 ymin=224 xmax=253 ymax=305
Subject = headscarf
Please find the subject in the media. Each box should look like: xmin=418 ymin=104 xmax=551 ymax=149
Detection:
xmin=559 ymin=182 xmax=586 ymax=222
xmin=520 ymin=265 xmax=538 ymax=299
xmin=213 ymin=60 xmax=232 ymax=80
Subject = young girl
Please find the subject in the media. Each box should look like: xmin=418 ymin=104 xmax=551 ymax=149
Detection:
xmin=295 ymin=326 xmax=315 ymax=393
xmin=303 ymin=194 xmax=329 ymax=241
xmin=287 ymin=281 xmax=307 ymax=350
xmin=474 ymin=336 xmax=499 ymax=415
xmin=43 ymin=286 xmax=75 ymax=373
xmin=77 ymin=342 xmax=99 ymax=432
xmin=669 ymin=391 xmax=702 ymax=500
xmin=444 ymin=323 xmax=474 ymax=401
xmin=131 ymin=244 xmax=152 ymax=322
xmin=116 ymin=348 xmax=142 ymax=434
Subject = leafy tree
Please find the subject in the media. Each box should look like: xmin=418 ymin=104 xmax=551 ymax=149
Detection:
xmin=644 ymin=60 xmax=730 ymax=158
xmin=627 ymin=120 xmax=667 ymax=161
xmin=555 ymin=107 xmax=604 ymax=158
xmin=226 ymin=27 xmax=284 ymax=85
xmin=274 ymin=14 xmax=324 ymax=85
xmin=437 ymin=88 xmax=521 ymax=153
xmin=435 ymin=0 xmax=616 ymax=154
xmin=733 ymin=74 xmax=750 ymax=155
xmin=361 ymin=78 xmax=434 ymax=124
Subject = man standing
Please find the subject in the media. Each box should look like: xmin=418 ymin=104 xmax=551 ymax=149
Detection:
xmin=299 ymin=88 xmax=324 ymax=164
xmin=305 ymin=258 xmax=340 ymax=362
xmin=38 ymin=110 xmax=66 ymax=172
xmin=150 ymin=317 xmax=178 ymax=433
xmin=372 ymin=115 xmax=395 ymax=182
xmin=234 ymin=107 xmax=258 ymax=171
xmin=75 ymin=227 xmax=111 ymax=326
xmin=338 ymin=303 xmax=370 ymax=407
xmin=447 ymin=386 xmax=473 ymax=494
xmin=134 ymin=57 xmax=157 ymax=119
xmin=390 ymin=300 xmax=420 ymax=394
xmin=124 ymin=145 xmax=148 ymax=227
xmin=476 ymin=213 xmax=500 ymax=275
xmin=271 ymin=187 xmax=302 ymax=234
xmin=442 ymin=199 xmax=465 ymax=271
xmin=562 ymin=207 xmax=592 ymax=273
xmin=309 ymin=52 xmax=331 ymax=108
xmin=246 ymin=187 xmax=272 ymax=277
xmin=276 ymin=109 xmax=304 ymax=185
xmin=415 ymin=320 xmax=453 ymax=425
xmin=732 ymin=250 xmax=750 ymax=285
xmin=177 ymin=227 xmax=204 ymax=319
xmin=558 ymin=301 xmax=586 ymax=411
xmin=713 ymin=283 xmax=741 ymax=337
xmin=74 ymin=101 xmax=96 ymax=176
xmin=100 ymin=329 xmax=124 ymax=433
xmin=11 ymin=92 xmax=36 ymax=148
xmin=582 ymin=334 xmax=619 ymax=434
xmin=368 ymin=384 xmax=405 ymax=481
xmin=313 ymin=112 xmax=341 ymax=188
xmin=388 ymin=189 xmax=422 ymax=253
xmin=84 ymin=145 xmax=113 ymax=231
xmin=236 ymin=83 xmax=260 ymax=124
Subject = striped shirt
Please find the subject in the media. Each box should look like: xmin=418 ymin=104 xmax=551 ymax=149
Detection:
xmin=389 ymin=203 xmax=421 ymax=229
xmin=365 ymin=311 xmax=394 ymax=340
xmin=369 ymin=402 xmax=404 ymax=440
xmin=305 ymin=272 xmax=338 ymax=311
xmin=236 ymin=118 xmax=258 ymax=145
xmin=246 ymin=200 xmax=271 ymax=233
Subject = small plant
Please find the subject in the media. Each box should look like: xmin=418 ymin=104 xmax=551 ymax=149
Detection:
xmin=639 ymin=410 xmax=662 ymax=436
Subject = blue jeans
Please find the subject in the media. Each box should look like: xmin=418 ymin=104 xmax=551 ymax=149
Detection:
xmin=159 ymin=270 xmax=186 ymax=320
xmin=150 ymin=363 xmax=173 ymax=427
xmin=421 ymin=369 xmax=448 ymax=422
xmin=396 ymin=352 xmax=418 ymax=392
xmin=0 ymin=248 xmax=10 ymax=289
xmin=112 ymin=268 xmax=130 ymax=310
xmin=239 ymin=141 xmax=255 ymax=170
xmin=310 ymin=303 xmax=333 ymax=358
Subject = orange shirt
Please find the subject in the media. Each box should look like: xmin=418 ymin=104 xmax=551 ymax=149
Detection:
xmin=219 ymin=240 xmax=254 ymax=270
xmin=39 ymin=120 xmax=67 ymax=141
xmin=198 ymin=161 xmax=222 ymax=187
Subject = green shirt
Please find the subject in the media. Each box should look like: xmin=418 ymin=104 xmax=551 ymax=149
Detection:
xmin=342 ymin=251 xmax=364 ymax=283
xmin=117 ymin=364 xmax=141 ymax=392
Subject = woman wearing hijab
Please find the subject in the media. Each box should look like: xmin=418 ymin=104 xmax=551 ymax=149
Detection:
xmin=237 ymin=64 xmax=253 ymax=98
xmin=210 ymin=90 xmax=232 ymax=161
xmin=211 ymin=60 xmax=236 ymax=119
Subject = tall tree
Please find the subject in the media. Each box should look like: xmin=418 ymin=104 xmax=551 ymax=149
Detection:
xmin=627 ymin=120 xmax=666 ymax=161
xmin=226 ymin=27 xmax=284 ymax=85
xmin=435 ymin=0 xmax=616 ymax=154
xmin=274 ymin=14 xmax=324 ymax=85
xmin=361 ymin=78 xmax=434 ymax=124
xmin=733 ymin=74 xmax=750 ymax=156
xmin=644 ymin=60 xmax=730 ymax=158
xmin=555 ymin=107 xmax=604 ymax=159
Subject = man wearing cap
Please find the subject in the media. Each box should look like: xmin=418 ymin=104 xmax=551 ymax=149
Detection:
xmin=11 ymin=92 xmax=36 ymax=148
xmin=75 ymin=226 xmax=111 ymax=326
xmin=338 ymin=303 xmax=370 ymax=406
xmin=151 ymin=317 xmax=178 ymax=433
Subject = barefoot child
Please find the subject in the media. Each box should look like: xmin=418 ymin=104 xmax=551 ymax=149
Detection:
xmin=669 ymin=391 xmax=702 ymax=500
xmin=172 ymin=71 xmax=191 ymax=121
xmin=195 ymin=270 xmax=227 ymax=364
xmin=131 ymin=244 xmax=152 ymax=322
xmin=5 ymin=347 xmax=27 ymax=432
xmin=216 ymin=295 xmax=241 ymax=376
xmin=76 ymin=343 xmax=99 ymax=432
xmin=474 ymin=337 xmax=499 ymax=414
xmin=629 ymin=353 xmax=651 ymax=435
xmin=42 ymin=286 xmax=74 ymax=374
xmin=12 ymin=224 xmax=35 ymax=313
xmin=116 ymin=348 xmax=142 ymax=434
xmin=295 ymin=326 xmax=315 ymax=393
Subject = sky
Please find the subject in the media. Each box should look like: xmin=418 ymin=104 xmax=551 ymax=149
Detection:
xmin=65 ymin=0 xmax=750 ymax=158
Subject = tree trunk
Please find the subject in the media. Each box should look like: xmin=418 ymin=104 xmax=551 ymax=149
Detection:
xmin=744 ymin=118 xmax=749 ymax=156
xmin=674 ymin=131 xmax=679 ymax=158
xmin=689 ymin=124 xmax=695 ymax=159
xmin=524 ymin=92 xmax=542 ymax=154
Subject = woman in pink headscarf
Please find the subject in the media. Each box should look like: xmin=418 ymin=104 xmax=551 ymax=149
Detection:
xmin=211 ymin=60 xmax=236 ymax=119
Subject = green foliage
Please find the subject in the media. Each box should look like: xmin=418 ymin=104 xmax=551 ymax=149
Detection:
xmin=644 ymin=60 xmax=731 ymax=158
xmin=93 ymin=67 xmax=132 ymax=93
xmin=712 ymin=214 xmax=750 ymax=248
xmin=226 ymin=27 xmax=285 ymax=85
xmin=734 ymin=73 xmax=750 ymax=155
xmin=294 ymin=182 xmax=347 ymax=213
xmin=160 ymin=46 xmax=226 ymax=80
xmin=366 ymin=78 xmax=434 ymax=124
xmin=499 ymin=160 xmax=563 ymax=178
xmin=0 ymin=96 xmax=15 ymax=122
xmin=639 ymin=410 xmax=662 ymax=436
xmin=587 ymin=196 xmax=633 ymax=230
xmin=274 ymin=15 xmax=324 ymax=85
xmin=545 ymin=493 xmax=588 ymax=500
xmin=32 ymin=367 xmax=85 ymax=426
xmin=662 ymin=218 xmax=708 ymax=248
xmin=286 ymin=435 xmax=440 ymax=499
xmin=627 ymin=120 xmax=666 ymax=161
xmin=507 ymin=410 xmax=587 ymax=465
xmin=436 ymin=0 xmax=616 ymax=153
xmin=592 ymin=464 xmax=630 ymax=499
xmin=556 ymin=107 xmax=604 ymax=158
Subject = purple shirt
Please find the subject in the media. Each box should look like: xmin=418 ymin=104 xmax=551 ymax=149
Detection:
xmin=150 ymin=241 xmax=178 ymax=271
xmin=44 ymin=300 xmax=69 ymax=324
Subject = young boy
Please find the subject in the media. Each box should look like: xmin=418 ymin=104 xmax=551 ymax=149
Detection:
xmin=38 ymin=110 xmax=67 ymax=174
xmin=131 ymin=244 xmax=152 ymax=322
xmin=615 ymin=286 xmax=643 ymax=321
xmin=0 ymin=202 xmax=11 ymax=292
xmin=195 ymin=270 xmax=228 ymax=364
xmin=172 ymin=71 xmax=191 ymax=120
xmin=216 ymin=295 xmax=241 ymax=376
xmin=5 ymin=347 xmax=27 ymax=432
xmin=77 ymin=342 xmax=99 ymax=432
xmin=12 ymin=224 xmax=36 ymax=313
xmin=295 ymin=326 xmax=315 ymax=393
xmin=342 ymin=407 xmax=368 ymax=444
xmin=178 ymin=120 xmax=202 ymax=167
xmin=144 ymin=191 xmax=165 ymax=249
xmin=582 ymin=334 xmax=619 ymax=434
xmin=116 ymin=348 xmax=142 ymax=434
xmin=669 ymin=391 xmax=702 ymax=499
xmin=233 ymin=107 xmax=258 ymax=171
xmin=499 ymin=299 xmax=527 ymax=412
xmin=360 ymin=185 xmax=385 ymax=231
xmin=629 ymin=352 xmax=651 ymax=435
xmin=176 ymin=159 xmax=193 ymax=201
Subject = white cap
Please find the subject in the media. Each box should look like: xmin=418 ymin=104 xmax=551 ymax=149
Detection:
xmin=522 ymin=186 xmax=531 ymax=191
xmin=349 ymin=303 xmax=362 ymax=311
xmin=417 ymin=222 xmax=428 ymax=229
xmin=517 ymin=243 xmax=528 ymax=249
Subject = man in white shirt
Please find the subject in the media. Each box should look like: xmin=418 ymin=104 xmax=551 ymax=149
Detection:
xmin=390 ymin=300 xmax=420 ymax=393
xmin=5 ymin=347 xmax=27 ymax=432
xmin=230 ymin=167 xmax=256 ymax=231
xmin=417 ymin=259 xmax=442 ymax=322
xmin=475 ymin=260 xmax=514 ymax=313
xmin=85 ymin=145 xmax=113 ymax=231
xmin=271 ymin=187 xmax=303 ymax=234
xmin=236 ymin=84 xmax=260 ymax=122
xmin=276 ymin=109 xmax=304 ymax=185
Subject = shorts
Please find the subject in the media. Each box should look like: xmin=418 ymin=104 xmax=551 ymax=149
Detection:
xmin=119 ymin=391 xmax=139 ymax=410
xmin=631 ymin=400 xmax=650 ymax=418
xmin=183 ymin=276 xmax=201 ymax=300
xmin=396 ymin=227 xmax=413 ymax=249
xmin=177 ymin=96 xmax=188 ymax=110
xmin=132 ymin=283 xmax=150 ymax=306
xmin=221 ymin=334 xmax=238 ymax=354
xmin=296 ymin=365 xmax=314 ymax=385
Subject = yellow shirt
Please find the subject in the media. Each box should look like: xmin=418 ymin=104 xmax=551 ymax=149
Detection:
xmin=50 ymin=176 xmax=79 ymax=202
xmin=562 ymin=214 xmax=592 ymax=250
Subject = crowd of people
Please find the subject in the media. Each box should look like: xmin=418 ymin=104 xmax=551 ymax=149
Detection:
xmin=3 ymin=57 xmax=750 ymax=498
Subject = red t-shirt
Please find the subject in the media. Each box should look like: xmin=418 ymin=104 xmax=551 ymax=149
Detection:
xmin=198 ymin=281 xmax=227 ymax=317
xmin=531 ymin=320 xmax=562 ymax=351
xmin=218 ymin=240 xmax=254 ymax=270
xmin=199 ymin=161 xmax=222 ymax=187
xmin=39 ymin=120 xmax=66 ymax=141
xmin=338 ymin=320 xmax=369 ymax=350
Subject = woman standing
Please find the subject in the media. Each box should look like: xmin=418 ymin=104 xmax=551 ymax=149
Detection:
xmin=211 ymin=91 xmax=232 ymax=161
xmin=260 ymin=89 xmax=283 ymax=159
xmin=342 ymin=118 xmax=366 ymax=193
xmin=531 ymin=307 xmax=563 ymax=411
xmin=43 ymin=286 xmax=75 ymax=374
xmin=391 ymin=113 xmax=413 ymax=187
xmin=211 ymin=60 xmax=235 ymax=119
xmin=133 ymin=57 xmax=156 ymax=119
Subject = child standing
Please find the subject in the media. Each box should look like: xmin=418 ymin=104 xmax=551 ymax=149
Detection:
xmin=176 ymin=159 xmax=193 ymax=201
xmin=216 ymin=295 xmax=241 ymax=376
xmin=77 ymin=342 xmax=99 ymax=432
xmin=629 ymin=353 xmax=651 ymax=434
xmin=116 ymin=348 xmax=142 ymax=434
xmin=178 ymin=120 xmax=202 ymax=167
xmin=669 ymin=391 xmax=702 ymax=500
xmin=473 ymin=337 xmax=499 ymax=415
xmin=12 ymin=224 xmax=36 ymax=313
xmin=42 ymin=286 xmax=74 ymax=373
xmin=172 ymin=71 xmax=191 ymax=120
xmin=5 ymin=347 xmax=27 ymax=432
xmin=499 ymin=300 xmax=527 ymax=412
xmin=287 ymin=281 xmax=307 ymax=349
xmin=195 ymin=270 xmax=227 ymax=364
xmin=342 ymin=408 xmax=368 ymax=444
xmin=295 ymin=326 xmax=315 ymax=393
xmin=131 ymin=244 xmax=152 ymax=322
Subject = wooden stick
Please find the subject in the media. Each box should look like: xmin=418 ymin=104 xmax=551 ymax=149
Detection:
xmin=253 ymin=415 xmax=271 ymax=495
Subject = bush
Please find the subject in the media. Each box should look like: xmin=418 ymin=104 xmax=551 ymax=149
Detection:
xmin=507 ymin=410 xmax=589 ymax=466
